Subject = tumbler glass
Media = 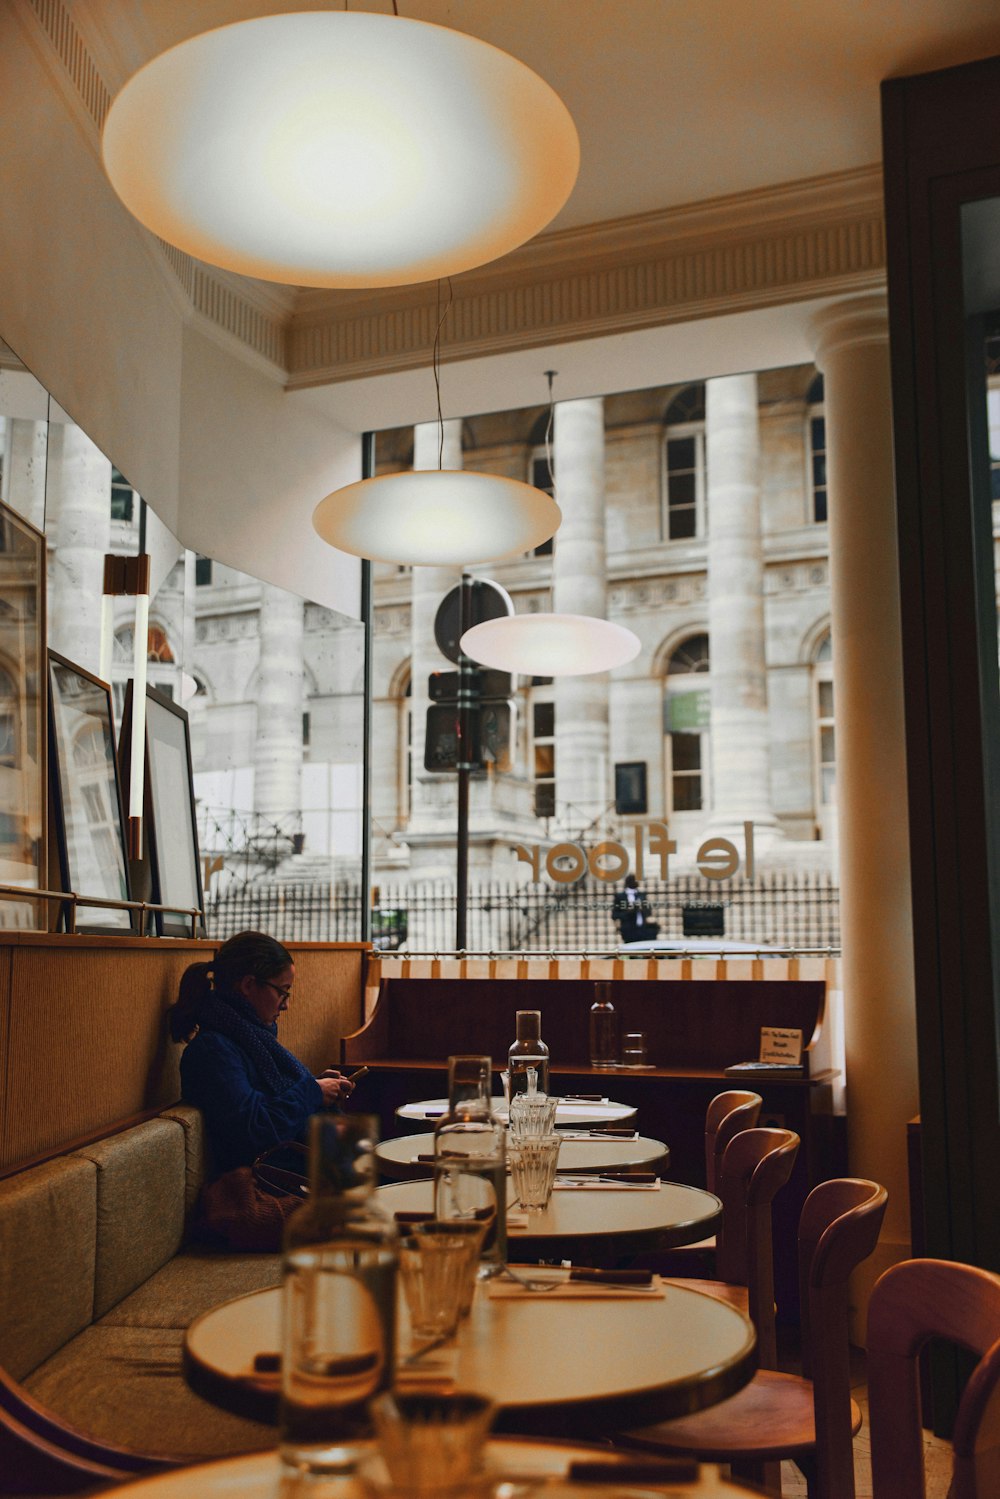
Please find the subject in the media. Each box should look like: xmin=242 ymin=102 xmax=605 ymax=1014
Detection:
xmin=508 ymin=1136 xmax=561 ymax=1211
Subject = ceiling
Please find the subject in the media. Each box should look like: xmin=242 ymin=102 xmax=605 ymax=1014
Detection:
xmin=68 ymin=0 xmax=1000 ymax=433
xmin=78 ymin=0 xmax=1000 ymax=263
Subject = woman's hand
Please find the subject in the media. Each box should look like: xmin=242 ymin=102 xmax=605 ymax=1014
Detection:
xmin=315 ymin=1069 xmax=355 ymax=1107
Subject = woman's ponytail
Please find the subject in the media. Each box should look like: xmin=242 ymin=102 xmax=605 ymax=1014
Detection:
xmin=168 ymin=960 xmax=214 ymax=1042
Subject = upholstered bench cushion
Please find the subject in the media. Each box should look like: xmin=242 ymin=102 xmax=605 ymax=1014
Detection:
xmin=0 ymin=1155 xmax=97 ymax=1380
xmin=74 ymin=1118 xmax=187 ymax=1319
xmin=159 ymin=1104 xmax=211 ymax=1218
xmin=98 ymin=1249 xmax=282 ymax=1328
xmin=23 ymin=1326 xmax=273 ymax=1460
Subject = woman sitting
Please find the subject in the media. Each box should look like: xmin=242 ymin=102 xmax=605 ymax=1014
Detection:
xmin=168 ymin=929 xmax=353 ymax=1175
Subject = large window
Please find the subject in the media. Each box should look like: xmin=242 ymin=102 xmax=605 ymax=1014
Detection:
xmin=663 ymin=384 xmax=707 ymax=541
xmin=663 ymin=633 xmax=710 ymax=813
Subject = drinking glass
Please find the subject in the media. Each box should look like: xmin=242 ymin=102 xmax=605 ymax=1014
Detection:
xmin=368 ymin=1391 xmax=495 ymax=1494
xmin=508 ymin=1091 xmax=559 ymax=1140
xmin=508 ymin=1136 xmax=561 ymax=1211
xmin=622 ymin=1030 xmax=649 ymax=1066
xmin=398 ymin=1228 xmax=468 ymax=1341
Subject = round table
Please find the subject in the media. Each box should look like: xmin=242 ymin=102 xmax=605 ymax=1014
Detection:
xmin=377 ymin=1176 xmax=720 ymax=1255
xmin=376 ymin=1131 xmax=669 ymax=1181
xmin=94 ymin=1446 xmax=765 ymax=1498
xmin=185 ymin=1277 xmax=755 ymax=1437
xmin=396 ymin=1096 xmax=637 ymax=1127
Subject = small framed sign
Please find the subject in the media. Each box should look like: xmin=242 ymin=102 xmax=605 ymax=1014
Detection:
xmin=759 ymin=1027 xmax=803 ymax=1066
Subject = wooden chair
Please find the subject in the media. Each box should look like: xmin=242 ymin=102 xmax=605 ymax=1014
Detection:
xmin=706 ymin=1090 xmax=764 ymax=1194
xmin=673 ymin=1125 xmax=799 ymax=1369
xmin=867 ymin=1258 xmax=1000 ymax=1499
xmin=647 ymin=1090 xmax=764 ymax=1276
xmin=0 ymin=1364 xmax=175 ymax=1492
xmin=620 ymin=1176 xmax=888 ymax=1499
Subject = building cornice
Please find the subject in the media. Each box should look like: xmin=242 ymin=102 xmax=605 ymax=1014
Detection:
xmin=286 ymin=167 xmax=887 ymax=388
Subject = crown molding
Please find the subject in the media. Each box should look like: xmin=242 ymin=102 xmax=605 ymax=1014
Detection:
xmin=286 ymin=166 xmax=887 ymax=388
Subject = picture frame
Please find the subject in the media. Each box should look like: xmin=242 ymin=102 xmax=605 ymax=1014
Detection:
xmin=47 ymin=651 xmax=132 ymax=934
xmin=0 ymin=500 xmax=47 ymax=929
xmin=119 ymin=680 xmax=205 ymax=937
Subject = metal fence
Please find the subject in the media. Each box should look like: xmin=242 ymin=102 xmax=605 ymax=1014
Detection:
xmin=205 ymin=870 xmax=840 ymax=951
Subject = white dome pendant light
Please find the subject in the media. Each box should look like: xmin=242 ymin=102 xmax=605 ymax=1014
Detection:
xmin=460 ymin=372 xmax=639 ymax=674
xmin=101 ymin=10 xmax=579 ymax=289
xmin=312 ymin=468 xmax=560 ymax=567
xmin=461 ymin=612 xmax=640 ymax=676
xmin=313 ymin=290 xmax=561 ymax=564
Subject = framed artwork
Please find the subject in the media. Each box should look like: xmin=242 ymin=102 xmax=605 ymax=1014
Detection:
xmin=0 ymin=500 xmax=46 ymax=929
xmin=47 ymin=651 xmax=132 ymax=934
xmin=120 ymin=680 xmax=205 ymax=937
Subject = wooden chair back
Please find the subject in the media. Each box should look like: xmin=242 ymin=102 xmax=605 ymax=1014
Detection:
xmin=868 ymin=1259 xmax=1000 ymax=1499
xmin=715 ymin=1125 xmax=799 ymax=1367
xmin=704 ymin=1090 xmax=762 ymax=1194
xmin=796 ymin=1178 xmax=888 ymax=1499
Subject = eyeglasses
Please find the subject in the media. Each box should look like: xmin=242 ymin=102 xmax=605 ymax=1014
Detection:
xmin=261 ymin=980 xmax=292 ymax=1004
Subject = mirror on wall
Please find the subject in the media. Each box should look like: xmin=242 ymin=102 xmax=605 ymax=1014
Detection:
xmin=0 ymin=336 xmax=366 ymax=937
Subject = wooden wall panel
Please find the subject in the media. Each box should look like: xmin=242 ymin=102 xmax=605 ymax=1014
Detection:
xmin=0 ymin=936 xmax=366 ymax=1172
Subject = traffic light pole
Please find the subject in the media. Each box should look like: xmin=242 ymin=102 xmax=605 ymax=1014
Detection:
xmin=455 ymin=573 xmax=475 ymax=949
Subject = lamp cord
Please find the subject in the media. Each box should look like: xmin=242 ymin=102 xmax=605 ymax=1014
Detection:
xmin=433 ymin=276 xmax=454 ymax=470
xmin=544 ymin=369 xmax=557 ymax=493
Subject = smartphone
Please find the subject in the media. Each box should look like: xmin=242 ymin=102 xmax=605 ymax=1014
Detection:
xmin=348 ymin=1065 xmax=370 ymax=1081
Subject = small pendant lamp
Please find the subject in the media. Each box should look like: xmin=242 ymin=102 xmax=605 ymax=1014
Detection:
xmin=101 ymin=10 xmax=579 ymax=289
xmin=461 ymin=613 xmax=640 ymax=677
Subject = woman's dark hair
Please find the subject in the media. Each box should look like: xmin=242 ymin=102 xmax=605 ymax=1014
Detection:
xmin=168 ymin=930 xmax=293 ymax=1042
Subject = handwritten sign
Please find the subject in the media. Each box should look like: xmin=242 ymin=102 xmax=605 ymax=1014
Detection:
xmin=759 ymin=1027 xmax=803 ymax=1065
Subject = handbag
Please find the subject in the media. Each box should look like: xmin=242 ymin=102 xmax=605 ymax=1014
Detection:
xmin=195 ymin=1142 xmax=309 ymax=1253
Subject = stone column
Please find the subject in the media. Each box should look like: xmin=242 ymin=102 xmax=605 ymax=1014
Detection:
xmin=253 ymin=584 xmax=304 ymax=823
xmin=553 ymin=397 xmax=609 ymax=831
xmin=1 ymin=418 xmax=47 ymax=530
xmin=704 ymin=374 xmax=776 ymax=842
xmin=811 ymin=292 xmax=918 ymax=1333
xmin=407 ymin=420 xmax=463 ymax=846
xmin=46 ymin=420 xmax=111 ymax=673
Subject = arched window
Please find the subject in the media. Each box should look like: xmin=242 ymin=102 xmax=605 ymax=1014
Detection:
xmin=807 ymin=373 xmax=827 ymax=524
xmin=663 ymin=384 xmax=707 ymax=541
xmin=813 ymin=631 xmax=836 ymax=822
xmin=663 ymin=633 xmax=710 ymax=813
xmin=111 ymin=622 xmax=178 ymax=719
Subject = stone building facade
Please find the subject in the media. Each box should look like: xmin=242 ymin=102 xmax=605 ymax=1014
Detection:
xmin=2 ymin=353 xmax=844 ymax=889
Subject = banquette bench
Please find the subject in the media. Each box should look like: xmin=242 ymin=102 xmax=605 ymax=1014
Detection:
xmin=0 ymin=1105 xmax=278 ymax=1490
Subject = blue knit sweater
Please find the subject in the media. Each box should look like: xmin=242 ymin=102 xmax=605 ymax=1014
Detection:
xmin=180 ymin=1020 xmax=322 ymax=1175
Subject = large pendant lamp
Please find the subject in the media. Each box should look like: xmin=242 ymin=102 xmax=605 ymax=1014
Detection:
xmin=313 ymin=469 xmax=560 ymax=567
xmin=101 ymin=11 xmax=579 ymax=289
xmin=461 ymin=613 xmax=640 ymax=677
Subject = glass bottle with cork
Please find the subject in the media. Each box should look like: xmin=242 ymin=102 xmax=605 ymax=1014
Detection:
xmin=433 ymin=1054 xmax=507 ymax=1275
xmin=507 ymin=1009 xmax=550 ymax=1096
xmin=280 ymin=1113 xmax=397 ymax=1475
xmin=589 ymin=981 xmax=619 ymax=1069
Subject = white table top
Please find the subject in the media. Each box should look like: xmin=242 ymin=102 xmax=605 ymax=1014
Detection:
xmin=184 ymin=1275 xmax=755 ymax=1437
xmin=396 ymin=1096 xmax=637 ymax=1126
xmin=376 ymin=1131 xmax=669 ymax=1180
xmin=377 ymin=1176 xmax=720 ymax=1250
xmin=95 ymin=1445 xmax=765 ymax=1498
